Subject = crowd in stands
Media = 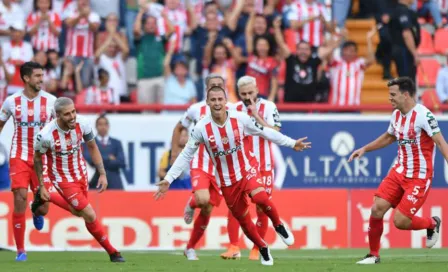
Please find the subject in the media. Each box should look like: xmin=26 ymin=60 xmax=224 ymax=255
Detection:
xmin=1 ymin=0 xmax=448 ymax=109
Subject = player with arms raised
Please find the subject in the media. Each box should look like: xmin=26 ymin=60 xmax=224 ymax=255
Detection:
xmin=33 ymin=97 xmax=125 ymax=262
xmin=0 ymin=62 xmax=71 ymax=261
xmin=349 ymin=77 xmax=444 ymax=264
xmin=221 ymin=76 xmax=282 ymax=260
xmin=155 ymin=86 xmax=311 ymax=266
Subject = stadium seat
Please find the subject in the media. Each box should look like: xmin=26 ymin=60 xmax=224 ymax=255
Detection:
xmin=417 ymin=59 xmax=440 ymax=87
xmin=420 ymin=89 xmax=441 ymax=112
xmin=76 ymin=89 xmax=87 ymax=105
xmin=434 ymin=28 xmax=448 ymax=55
xmin=129 ymin=89 xmax=137 ymax=103
xmin=417 ymin=28 xmax=435 ymax=55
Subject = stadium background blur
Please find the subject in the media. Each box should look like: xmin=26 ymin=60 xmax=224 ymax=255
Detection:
xmin=0 ymin=0 xmax=447 ymax=253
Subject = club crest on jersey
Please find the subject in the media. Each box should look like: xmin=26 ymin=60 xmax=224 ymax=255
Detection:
xmin=222 ymin=136 xmax=229 ymax=144
xmin=71 ymin=199 xmax=79 ymax=207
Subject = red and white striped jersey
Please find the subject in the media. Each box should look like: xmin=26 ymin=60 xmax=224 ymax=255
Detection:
xmin=288 ymin=0 xmax=330 ymax=47
xmin=235 ymin=98 xmax=281 ymax=172
xmin=329 ymin=56 xmax=366 ymax=106
xmin=2 ymin=40 xmax=34 ymax=94
xmin=34 ymin=116 xmax=93 ymax=183
xmin=64 ymin=10 xmax=100 ymax=57
xmin=439 ymin=0 xmax=448 ymax=13
xmin=84 ymin=86 xmax=116 ymax=105
xmin=26 ymin=11 xmax=62 ymax=52
xmin=167 ymin=111 xmax=295 ymax=187
xmin=388 ymin=104 xmax=440 ymax=180
xmin=0 ymin=90 xmax=56 ymax=164
xmin=0 ymin=63 xmax=15 ymax=104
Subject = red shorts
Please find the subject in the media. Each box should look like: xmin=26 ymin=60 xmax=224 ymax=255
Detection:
xmin=221 ymin=166 xmax=265 ymax=218
xmin=260 ymin=170 xmax=274 ymax=197
xmin=190 ymin=169 xmax=222 ymax=207
xmin=9 ymin=158 xmax=52 ymax=193
xmin=375 ymin=170 xmax=432 ymax=218
xmin=53 ymin=180 xmax=89 ymax=211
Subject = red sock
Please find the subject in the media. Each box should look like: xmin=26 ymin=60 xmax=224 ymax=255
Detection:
xmin=85 ymin=219 xmax=117 ymax=254
xmin=368 ymin=216 xmax=383 ymax=257
xmin=253 ymin=208 xmax=269 ymax=250
xmin=251 ymin=191 xmax=281 ymax=227
xmin=189 ymin=196 xmax=197 ymax=209
xmin=12 ymin=212 xmax=25 ymax=253
xmin=410 ymin=216 xmax=434 ymax=230
xmin=227 ymin=210 xmax=240 ymax=246
xmin=187 ymin=213 xmax=210 ymax=249
xmin=237 ymin=212 xmax=267 ymax=249
xmin=49 ymin=192 xmax=71 ymax=212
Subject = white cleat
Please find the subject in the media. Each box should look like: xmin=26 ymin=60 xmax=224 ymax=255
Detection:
xmin=426 ymin=216 xmax=441 ymax=248
xmin=274 ymin=224 xmax=294 ymax=246
xmin=184 ymin=248 xmax=199 ymax=261
xmin=356 ymin=254 xmax=380 ymax=264
xmin=184 ymin=197 xmax=195 ymax=224
xmin=259 ymin=247 xmax=273 ymax=266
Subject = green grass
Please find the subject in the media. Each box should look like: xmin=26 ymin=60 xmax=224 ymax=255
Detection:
xmin=1 ymin=249 xmax=447 ymax=272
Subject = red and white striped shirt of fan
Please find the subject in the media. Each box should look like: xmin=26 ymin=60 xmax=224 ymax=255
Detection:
xmin=234 ymin=98 xmax=281 ymax=172
xmin=329 ymin=55 xmax=366 ymax=106
xmin=34 ymin=116 xmax=93 ymax=183
xmin=0 ymin=62 xmax=15 ymax=104
xmin=64 ymin=10 xmax=100 ymax=58
xmin=26 ymin=11 xmax=62 ymax=52
xmin=166 ymin=111 xmax=295 ymax=187
xmin=84 ymin=86 xmax=117 ymax=105
xmin=0 ymin=90 xmax=56 ymax=164
xmin=388 ymin=104 xmax=440 ymax=180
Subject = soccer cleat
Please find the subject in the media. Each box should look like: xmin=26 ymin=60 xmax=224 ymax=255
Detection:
xmin=259 ymin=247 xmax=273 ymax=266
xmin=184 ymin=248 xmax=199 ymax=260
xmin=356 ymin=254 xmax=380 ymax=264
xmin=32 ymin=214 xmax=44 ymax=231
xmin=220 ymin=245 xmax=241 ymax=260
xmin=426 ymin=216 xmax=442 ymax=248
xmin=15 ymin=252 xmax=27 ymax=262
xmin=109 ymin=252 xmax=125 ymax=262
xmin=274 ymin=224 xmax=294 ymax=246
xmin=184 ymin=196 xmax=195 ymax=224
xmin=249 ymin=248 xmax=259 ymax=260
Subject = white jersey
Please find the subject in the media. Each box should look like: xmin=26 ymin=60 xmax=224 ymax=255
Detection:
xmin=34 ymin=116 xmax=94 ymax=183
xmin=234 ymin=98 xmax=281 ymax=172
xmin=0 ymin=90 xmax=56 ymax=163
xmin=388 ymin=104 xmax=440 ymax=179
xmin=166 ymin=111 xmax=296 ymax=187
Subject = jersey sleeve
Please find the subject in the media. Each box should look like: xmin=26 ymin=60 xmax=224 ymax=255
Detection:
xmin=265 ymin=102 xmax=281 ymax=128
xmin=387 ymin=117 xmax=395 ymax=135
xmin=80 ymin=117 xmax=95 ymax=142
xmin=179 ymin=104 xmax=196 ymax=128
xmin=398 ymin=10 xmax=413 ymax=30
xmin=34 ymin=132 xmax=50 ymax=154
xmin=420 ymin=110 xmax=441 ymax=137
xmin=0 ymin=97 xmax=12 ymax=121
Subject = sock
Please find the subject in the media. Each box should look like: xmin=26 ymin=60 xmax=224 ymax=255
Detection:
xmin=187 ymin=213 xmax=210 ymax=249
xmin=409 ymin=216 xmax=434 ymax=230
xmin=237 ymin=212 xmax=267 ymax=249
xmin=85 ymin=219 xmax=117 ymax=255
xmin=49 ymin=192 xmax=71 ymax=212
xmin=253 ymin=208 xmax=269 ymax=250
xmin=12 ymin=212 xmax=25 ymax=253
xmin=189 ymin=196 xmax=197 ymax=209
xmin=227 ymin=211 xmax=240 ymax=246
xmin=251 ymin=191 xmax=281 ymax=227
xmin=368 ymin=216 xmax=384 ymax=257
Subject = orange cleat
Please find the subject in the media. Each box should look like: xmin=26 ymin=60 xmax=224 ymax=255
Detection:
xmin=220 ymin=245 xmax=241 ymax=260
xmin=248 ymin=248 xmax=259 ymax=260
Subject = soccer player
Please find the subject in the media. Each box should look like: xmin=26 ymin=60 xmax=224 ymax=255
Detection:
xmin=348 ymin=77 xmax=443 ymax=264
xmin=170 ymin=74 xmax=228 ymax=260
xmin=155 ymin=85 xmax=311 ymax=266
xmin=221 ymin=76 xmax=281 ymax=260
xmin=33 ymin=97 xmax=125 ymax=262
xmin=0 ymin=62 xmax=71 ymax=261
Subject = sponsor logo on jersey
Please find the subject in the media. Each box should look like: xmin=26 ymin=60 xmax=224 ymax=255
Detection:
xmin=55 ymin=145 xmax=81 ymax=156
xmin=213 ymin=145 xmax=241 ymax=157
xmin=407 ymin=194 xmax=418 ymax=204
xmin=15 ymin=121 xmax=46 ymax=127
xmin=398 ymin=139 xmax=417 ymax=145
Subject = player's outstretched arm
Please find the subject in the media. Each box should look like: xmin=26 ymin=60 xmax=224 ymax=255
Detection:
xmin=86 ymin=139 xmax=108 ymax=193
xmin=33 ymin=151 xmax=50 ymax=201
xmin=432 ymin=132 xmax=448 ymax=161
xmin=348 ymin=132 xmax=396 ymax=162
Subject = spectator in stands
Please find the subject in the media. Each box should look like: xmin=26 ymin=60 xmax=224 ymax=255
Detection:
xmin=0 ymin=47 xmax=13 ymax=104
xmin=2 ymin=21 xmax=33 ymax=95
xmin=226 ymin=0 xmax=255 ymax=39
xmin=273 ymin=17 xmax=338 ymax=103
xmin=96 ymin=12 xmax=129 ymax=52
xmin=84 ymin=115 xmax=126 ymax=190
xmin=162 ymin=0 xmax=196 ymax=54
xmin=47 ymin=49 xmax=61 ymax=79
xmin=436 ymin=59 xmax=448 ymax=103
xmin=26 ymin=0 xmax=62 ymax=52
xmin=84 ymin=68 xmax=119 ymax=105
xmin=413 ymin=0 xmax=443 ymax=28
xmin=0 ymin=0 xmax=25 ymax=44
xmin=90 ymin=0 xmax=125 ymax=30
xmin=59 ymin=58 xmax=82 ymax=99
xmin=33 ymin=50 xmax=58 ymax=93
xmin=125 ymin=0 xmax=139 ymax=56
xmin=158 ymin=126 xmax=191 ymax=189
xmin=332 ymin=0 xmax=350 ymax=28
xmin=64 ymin=0 xmax=100 ymax=88
xmin=95 ymin=20 xmax=129 ymax=103
xmin=374 ymin=0 xmax=394 ymax=79
xmin=134 ymin=6 xmax=174 ymax=104
xmin=328 ymin=29 xmax=376 ymax=106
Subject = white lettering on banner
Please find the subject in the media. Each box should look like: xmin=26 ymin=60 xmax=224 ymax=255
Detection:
xmin=103 ymin=218 xmax=152 ymax=249
xmin=0 ymin=202 xmax=8 ymax=248
xmin=320 ymin=156 xmax=334 ymax=176
xmin=25 ymin=218 xmax=50 ymax=247
xmin=152 ymin=218 xmax=193 ymax=248
xmin=52 ymin=218 xmax=93 ymax=250
xmin=357 ymin=203 xmax=392 ymax=248
xmin=411 ymin=207 xmax=442 ymax=248
xmin=291 ymin=217 xmax=337 ymax=249
xmin=304 ymin=157 xmax=316 ymax=176
xmin=286 ymin=157 xmax=299 ymax=176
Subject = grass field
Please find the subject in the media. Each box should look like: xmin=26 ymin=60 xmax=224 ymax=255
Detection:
xmin=1 ymin=249 xmax=447 ymax=272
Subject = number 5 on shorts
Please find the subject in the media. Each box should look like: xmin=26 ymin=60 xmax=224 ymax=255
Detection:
xmin=412 ymin=186 xmax=420 ymax=195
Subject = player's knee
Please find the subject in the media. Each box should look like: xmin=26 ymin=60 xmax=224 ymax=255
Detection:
xmin=371 ymin=203 xmax=388 ymax=218
xmin=393 ymin=212 xmax=411 ymax=230
xmin=195 ymin=193 xmax=210 ymax=208
xmin=80 ymin=205 xmax=96 ymax=223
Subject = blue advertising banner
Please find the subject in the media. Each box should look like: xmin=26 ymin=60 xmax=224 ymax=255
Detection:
xmin=278 ymin=117 xmax=448 ymax=188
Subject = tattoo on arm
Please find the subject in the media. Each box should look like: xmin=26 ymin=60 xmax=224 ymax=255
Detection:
xmin=33 ymin=154 xmax=45 ymax=186
xmin=95 ymin=162 xmax=106 ymax=175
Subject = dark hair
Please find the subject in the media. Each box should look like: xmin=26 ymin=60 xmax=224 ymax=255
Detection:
xmin=387 ymin=77 xmax=416 ymax=97
xmin=342 ymin=41 xmax=358 ymax=51
xmin=98 ymin=68 xmax=109 ymax=78
xmin=207 ymin=86 xmax=227 ymax=97
xmin=296 ymin=40 xmax=311 ymax=48
xmin=203 ymin=0 xmax=217 ymax=11
xmin=96 ymin=114 xmax=109 ymax=126
xmin=33 ymin=0 xmax=53 ymax=11
xmin=253 ymin=34 xmax=275 ymax=57
xmin=20 ymin=61 xmax=43 ymax=82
